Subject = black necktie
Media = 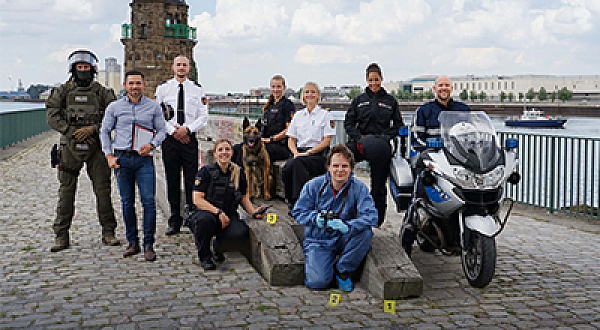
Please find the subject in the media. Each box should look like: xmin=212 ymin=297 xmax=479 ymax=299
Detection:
xmin=177 ymin=83 xmax=184 ymax=125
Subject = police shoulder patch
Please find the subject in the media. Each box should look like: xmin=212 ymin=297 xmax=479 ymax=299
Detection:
xmin=195 ymin=179 xmax=200 ymax=186
xmin=202 ymin=97 xmax=208 ymax=105
xmin=330 ymin=120 xmax=335 ymax=128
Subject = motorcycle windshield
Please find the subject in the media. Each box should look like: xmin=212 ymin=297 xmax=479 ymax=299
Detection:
xmin=439 ymin=111 xmax=503 ymax=173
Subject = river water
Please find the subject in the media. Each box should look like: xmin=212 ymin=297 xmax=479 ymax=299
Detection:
xmin=0 ymin=102 xmax=45 ymax=113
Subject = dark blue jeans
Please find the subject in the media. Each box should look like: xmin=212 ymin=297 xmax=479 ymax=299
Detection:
xmin=115 ymin=153 xmax=156 ymax=248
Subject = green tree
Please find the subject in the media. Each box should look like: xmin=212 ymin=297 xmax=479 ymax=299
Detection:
xmin=26 ymin=84 xmax=51 ymax=99
xmin=538 ymin=87 xmax=547 ymax=101
xmin=425 ymin=90 xmax=435 ymax=100
xmin=526 ymin=88 xmax=536 ymax=101
xmin=478 ymin=91 xmax=487 ymax=102
xmin=557 ymin=87 xmax=573 ymax=102
xmin=499 ymin=91 xmax=507 ymax=103
xmin=550 ymin=91 xmax=557 ymax=102
xmin=459 ymin=89 xmax=468 ymax=101
xmin=297 ymin=88 xmax=303 ymax=99
xmin=469 ymin=91 xmax=477 ymax=102
xmin=346 ymin=88 xmax=361 ymax=100
xmin=518 ymin=92 xmax=524 ymax=102
xmin=508 ymin=92 xmax=515 ymax=102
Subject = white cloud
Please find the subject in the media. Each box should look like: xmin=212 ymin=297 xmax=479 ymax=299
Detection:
xmin=50 ymin=0 xmax=93 ymax=19
xmin=294 ymin=45 xmax=352 ymax=64
xmin=452 ymin=47 xmax=507 ymax=69
xmin=290 ymin=0 xmax=431 ymax=44
xmin=211 ymin=0 xmax=288 ymax=38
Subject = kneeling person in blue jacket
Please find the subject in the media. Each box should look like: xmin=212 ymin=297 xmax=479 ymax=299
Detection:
xmin=292 ymin=144 xmax=378 ymax=292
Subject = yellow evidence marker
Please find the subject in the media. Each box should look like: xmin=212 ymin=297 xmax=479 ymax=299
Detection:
xmin=384 ymin=300 xmax=396 ymax=315
xmin=266 ymin=213 xmax=277 ymax=225
xmin=328 ymin=293 xmax=342 ymax=307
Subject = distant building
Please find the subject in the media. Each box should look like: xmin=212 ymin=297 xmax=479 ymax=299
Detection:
xmin=0 ymin=79 xmax=30 ymax=100
xmin=321 ymin=85 xmax=358 ymax=101
xmin=97 ymin=57 xmax=122 ymax=96
xmin=385 ymin=75 xmax=600 ymax=101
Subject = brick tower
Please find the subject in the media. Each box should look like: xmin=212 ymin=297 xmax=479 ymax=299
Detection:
xmin=121 ymin=0 xmax=197 ymax=98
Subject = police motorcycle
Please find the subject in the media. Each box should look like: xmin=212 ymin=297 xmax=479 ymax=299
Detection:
xmin=389 ymin=111 xmax=520 ymax=288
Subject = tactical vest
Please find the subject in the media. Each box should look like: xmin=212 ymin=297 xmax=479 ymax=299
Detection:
xmin=205 ymin=164 xmax=242 ymax=215
xmin=60 ymin=83 xmax=103 ymax=155
xmin=65 ymin=84 xmax=102 ymax=127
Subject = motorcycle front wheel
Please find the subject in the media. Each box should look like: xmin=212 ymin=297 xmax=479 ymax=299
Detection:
xmin=461 ymin=229 xmax=496 ymax=288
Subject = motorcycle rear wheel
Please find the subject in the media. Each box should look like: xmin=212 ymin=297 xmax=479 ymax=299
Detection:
xmin=461 ymin=230 xmax=496 ymax=288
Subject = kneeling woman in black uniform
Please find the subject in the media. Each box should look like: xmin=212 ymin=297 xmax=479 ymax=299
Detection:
xmin=282 ymin=81 xmax=336 ymax=210
xmin=189 ymin=139 xmax=265 ymax=270
xmin=344 ymin=63 xmax=404 ymax=226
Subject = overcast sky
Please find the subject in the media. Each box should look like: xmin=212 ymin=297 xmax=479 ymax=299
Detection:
xmin=1 ymin=0 xmax=599 ymax=94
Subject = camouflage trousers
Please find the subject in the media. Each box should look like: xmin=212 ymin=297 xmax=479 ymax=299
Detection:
xmin=54 ymin=141 xmax=117 ymax=239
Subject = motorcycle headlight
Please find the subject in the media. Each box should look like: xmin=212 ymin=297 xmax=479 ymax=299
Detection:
xmin=452 ymin=166 xmax=505 ymax=189
xmin=483 ymin=166 xmax=504 ymax=187
xmin=453 ymin=168 xmax=477 ymax=188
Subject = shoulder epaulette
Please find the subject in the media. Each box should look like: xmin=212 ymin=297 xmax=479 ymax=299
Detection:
xmin=193 ymin=81 xmax=202 ymax=88
xmin=157 ymin=80 xmax=168 ymax=86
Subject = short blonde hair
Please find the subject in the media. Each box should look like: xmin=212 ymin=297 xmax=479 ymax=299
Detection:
xmin=301 ymin=81 xmax=321 ymax=106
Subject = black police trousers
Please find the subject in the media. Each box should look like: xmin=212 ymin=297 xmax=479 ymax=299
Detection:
xmin=188 ymin=210 xmax=249 ymax=262
xmin=162 ymin=134 xmax=199 ymax=229
xmin=347 ymin=135 xmax=392 ymax=226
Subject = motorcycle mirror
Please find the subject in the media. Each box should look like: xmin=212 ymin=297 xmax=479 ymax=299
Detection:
xmin=508 ymin=172 xmax=520 ymax=185
xmin=421 ymin=169 xmax=436 ymax=186
xmin=505 ymin=138 xmax=518 ymax=150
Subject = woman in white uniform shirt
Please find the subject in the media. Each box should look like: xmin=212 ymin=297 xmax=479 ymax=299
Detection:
xmin=283 ymin=82 xmax=336 ymax=211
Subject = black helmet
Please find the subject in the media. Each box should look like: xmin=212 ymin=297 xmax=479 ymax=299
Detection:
xmin=68 ymin=49 xmax=98 ymax=73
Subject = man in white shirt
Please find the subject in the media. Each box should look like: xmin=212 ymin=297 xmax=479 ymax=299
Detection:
xmin=155 ymin=55 xmax=209 ymax=235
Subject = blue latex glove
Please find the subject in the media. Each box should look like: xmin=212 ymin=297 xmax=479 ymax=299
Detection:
xmin=327 ymin=219 xmax=349 ymax=234
xmin=315 ymin=214 xmax=325 ymax=228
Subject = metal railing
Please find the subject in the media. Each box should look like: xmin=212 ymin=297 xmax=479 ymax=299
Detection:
xmin=0 ymin=108 xmax=50 ymax=149
xmin=499 ymin=132 xmax=599 ymax=219
xmin=164 ymin=24 xmax=197 ymax=40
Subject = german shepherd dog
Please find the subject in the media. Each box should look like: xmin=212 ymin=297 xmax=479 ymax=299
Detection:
xmin=242 ymin=117 xmax=272 ymax=199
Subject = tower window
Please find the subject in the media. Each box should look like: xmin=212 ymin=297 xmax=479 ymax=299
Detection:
xmin=141 ymin=24 xmax=147 ymax=39
xmin=166 ymin=14 xmax=172 ymax=26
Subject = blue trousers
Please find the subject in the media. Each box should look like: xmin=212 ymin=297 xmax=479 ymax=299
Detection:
xmin=303 ymin=229 xmax=373 ymax=290
xmin=115 ymin=153 xmax=156 ymax=248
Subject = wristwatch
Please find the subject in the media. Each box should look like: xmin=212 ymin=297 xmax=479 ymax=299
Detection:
xmin=215 ymin=209 xmax=222 ymax=217
xmin=269 ymin=136 xmax=274 ymax=142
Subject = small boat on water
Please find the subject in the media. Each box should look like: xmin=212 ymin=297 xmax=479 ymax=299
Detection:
xmin=505 ymin=108 xmax=567 ymax=128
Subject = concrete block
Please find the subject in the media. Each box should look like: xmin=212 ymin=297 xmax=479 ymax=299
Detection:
xmin=358 ymin=231 xmax=423 ymax=299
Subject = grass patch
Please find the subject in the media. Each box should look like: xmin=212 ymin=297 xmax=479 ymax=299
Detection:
xmin=256 ymin=304 xmax=277 ymax=311
xmin=22 ymin=246 xmax=34 ymax=251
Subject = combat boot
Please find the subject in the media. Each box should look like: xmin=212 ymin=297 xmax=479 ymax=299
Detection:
xmin=102 ymin=235 xmax=121 ymax=246
xmin=50 ymin=236 xmax=70 ymax=252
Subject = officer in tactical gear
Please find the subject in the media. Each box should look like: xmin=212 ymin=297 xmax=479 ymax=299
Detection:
xmin=188 ymin=139 xmax=266 ymax=270
xmin=46 ymin=49 xmax=120 ymax=252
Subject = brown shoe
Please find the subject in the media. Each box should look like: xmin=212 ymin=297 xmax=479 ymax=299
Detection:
xmin=144 ymin=246 xmax=156 ymax=262
xmin=102 ymin=236 xmax=121 ymax=246
xmin=123 ymin=243 xmax=140 ymax=257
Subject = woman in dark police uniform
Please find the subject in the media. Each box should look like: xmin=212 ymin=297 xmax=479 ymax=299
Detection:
xmin=344 ymin=63 xmax=404 ymax=226
xmin=232 ymin=75 xmax=295 ymax=166
xmin=188 ymin=139 xmax=265 ymax=270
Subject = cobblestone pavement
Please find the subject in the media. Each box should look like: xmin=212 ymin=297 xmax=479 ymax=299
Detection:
xmin=1 ymin=133 xmax=599 ymax=329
